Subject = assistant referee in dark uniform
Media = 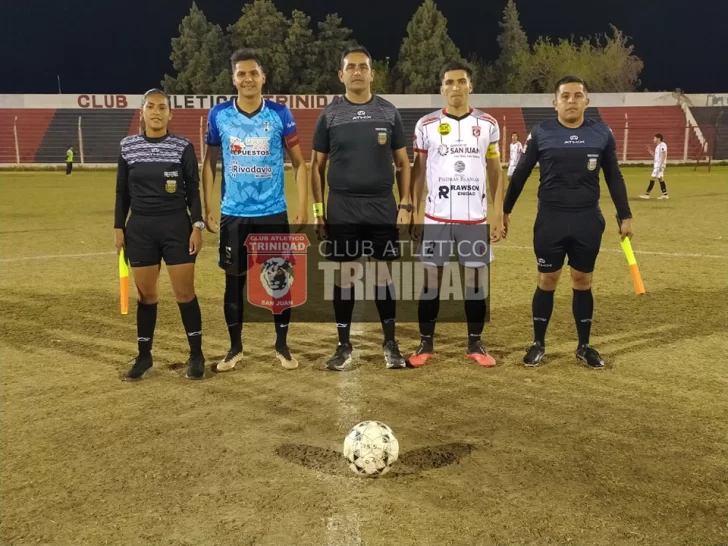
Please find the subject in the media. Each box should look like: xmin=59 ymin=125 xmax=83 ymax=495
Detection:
xmin=114 ymin=88 xmax=206 ymax=381
xmin=311 ymin=46 xmax=413 ymax=371
xmin=503 ymin=76 xmax=633 ymax=369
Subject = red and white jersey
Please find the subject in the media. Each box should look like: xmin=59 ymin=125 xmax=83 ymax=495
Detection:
xmin=654 ymin=142 xmax=667 ymax=166
xmin=414 ymin=108 xmax=500 ymax=223
xmin=509 ymin=141 xmax=523 ymax=167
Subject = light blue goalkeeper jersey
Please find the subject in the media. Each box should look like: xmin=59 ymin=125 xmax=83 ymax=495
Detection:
xmin=206 ymin=99 xmax=299 ymax=217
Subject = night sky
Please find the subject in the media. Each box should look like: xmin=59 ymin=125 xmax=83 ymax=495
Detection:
xmin=4 ymin=0 xmax=727 ymax=94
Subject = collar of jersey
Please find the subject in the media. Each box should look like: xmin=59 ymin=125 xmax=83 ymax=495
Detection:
xmin=235 ymin=98 xmax=265 ymax=118
xmin=142 ymin=132 xmax=170 ymax=143
xmin=343 ymin=94 xmax=375 ymax=107
xmin=442 ymin=107 xmax=473 ymax=121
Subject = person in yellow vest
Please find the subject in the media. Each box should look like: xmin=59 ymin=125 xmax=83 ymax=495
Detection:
xmin=65 ymin=146 xmax=74 ymax=175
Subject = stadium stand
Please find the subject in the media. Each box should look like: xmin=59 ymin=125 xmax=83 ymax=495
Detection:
xmin=36 ymin=109 xmax=135 ymax=163
xmin=690 ymin=106 xmax=727 ymax=159
xmin=2 ymin=94 xmax=724 ymax=165
xmin=598 ymin=106 xmax=704 ymax=161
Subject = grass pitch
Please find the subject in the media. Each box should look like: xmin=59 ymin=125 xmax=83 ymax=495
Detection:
xmin=1 ymin=166 xmax=727 ymax=545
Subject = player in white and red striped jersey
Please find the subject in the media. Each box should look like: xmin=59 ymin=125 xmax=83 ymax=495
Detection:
xmin=409 ymin=61 xmax=504 ymax=368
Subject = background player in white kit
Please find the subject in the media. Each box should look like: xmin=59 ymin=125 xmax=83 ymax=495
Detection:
xmin=409 ymin=61 xmax=504 ymax=368
xmin=507 ymin=132 xmax=523 ymax=180
xmin=640 ymin=133 xmax=669 ymax=199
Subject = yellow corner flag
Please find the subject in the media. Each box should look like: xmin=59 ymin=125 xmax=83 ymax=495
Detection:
xmin=119 ymin=248 xmax=129 ymax=314
xmin=619 ymin=237 xmax=645 ymax=295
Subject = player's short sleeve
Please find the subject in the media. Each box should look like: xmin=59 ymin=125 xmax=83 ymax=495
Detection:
xmin=413 ymin=118 xmax=428 ymax=153
xmin=312 ymin=111 xmax=329 ymax=154
xmin=485 ymin=121 xmax=501 ymax=159
xmin=277 ymin=105 xmax=300 ymax=149
xmin=205 ymin=107 xmax=221 ymax=147
xmin=391 ymin=109 xmax=406 ymax=150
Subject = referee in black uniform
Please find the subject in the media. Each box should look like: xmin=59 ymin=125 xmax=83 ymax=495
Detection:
xmin=503 ymin=76 xmax=633 ymax=369
xmin=311 ymin=46 xmax=413 ymax=371
xmin=114 ymin=88 xmax=206 ymax=381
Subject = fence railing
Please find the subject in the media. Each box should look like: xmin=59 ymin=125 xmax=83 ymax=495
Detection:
xmin=0 ymin=114 xmax=722 ymax=165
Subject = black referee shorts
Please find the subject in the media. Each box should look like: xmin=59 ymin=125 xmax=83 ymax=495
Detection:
xmin=218 ymin=211 xmax=289 ymax=275
xmin=324 ymin=192 xmax=399 ymax=262
xmin=533 ymin=206 xmax=605 ymax=274
xmin=125 ymin=212 xmax=195 ymax=268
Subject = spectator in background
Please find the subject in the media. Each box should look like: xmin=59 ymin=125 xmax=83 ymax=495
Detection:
xmin=65 ymin=146 xmax=74 ymax=175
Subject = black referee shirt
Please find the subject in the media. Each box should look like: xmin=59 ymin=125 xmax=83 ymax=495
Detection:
xmin=504 ymin=118 xmax=632 ymax=219
xmin=114 ymin=133 xmax=202 ymax=229
xmin=312 ymin=95 xmax=406 ymax=197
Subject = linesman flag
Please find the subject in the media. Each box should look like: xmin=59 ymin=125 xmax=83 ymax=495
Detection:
xmin=119 ymin=248 xmax=129 ymax=314
xmin=616 ymin=216 xmax=645 ymax=295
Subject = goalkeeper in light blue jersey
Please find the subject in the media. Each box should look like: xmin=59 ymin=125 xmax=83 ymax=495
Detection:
xmin=202 ymin=49 xmax=308 ymax=373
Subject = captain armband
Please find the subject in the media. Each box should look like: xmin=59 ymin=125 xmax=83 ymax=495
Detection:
xmin=312 ymin=202 xmax=324 ymax=218
xmin=485 ymin=143 xmax=500 ymax=159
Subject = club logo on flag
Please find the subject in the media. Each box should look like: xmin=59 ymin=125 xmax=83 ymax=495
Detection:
xmin=245 ymin=233 xmax=310 ymax=314
xmin=165 ymin=180 xmax=177 ymax=193
xmin=472 ymin=126 xmax=481 ymax=137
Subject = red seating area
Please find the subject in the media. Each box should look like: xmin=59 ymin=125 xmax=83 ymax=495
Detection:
xmin=0 ymin=109 xmax=56 ymax=163
xmin=0 ymin=105 xmax=707 ymax=164
xmin=598 ymin=106 xmax=704 ymax=161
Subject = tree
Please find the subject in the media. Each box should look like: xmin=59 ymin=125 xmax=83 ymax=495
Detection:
xmin=310 ymin=14 xmax=355 ymax=93
xmin=514 ymin=26 xmax=643 ymax=93
xmin=162 ymin=3 xmax=231 ymax=94
xmin=372 ymin=59 xmax=392 ymax=94
xmin=285 ymin=10 xmax=318 ymax=93
xmin=394 ymin=0 xmax=463 ymax=93
xmin=495 ymin=0 xmax=529 ymax=92
xmin=228 ymin=0 xmax=291 ymax=93
xmin=467 ymin=54 xmax=497 ymax=93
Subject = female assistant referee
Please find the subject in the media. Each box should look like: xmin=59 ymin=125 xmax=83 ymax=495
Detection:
xmin=114 ymin=88 xmax=206 ymax=381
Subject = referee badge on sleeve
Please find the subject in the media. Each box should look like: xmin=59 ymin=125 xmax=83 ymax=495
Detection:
xmin=165 ymin=180 xmax=177 ymax=193
xmin=587 ymin=157 xmax=597 ymax=171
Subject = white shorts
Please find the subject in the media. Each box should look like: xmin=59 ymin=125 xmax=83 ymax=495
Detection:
xmin=417 ymin=217 xmax=493 ymax=268
xmin=651 ymin=166 xmax=665 ymax=179
xmin=507 ymin=165 xmax=516 ymax=177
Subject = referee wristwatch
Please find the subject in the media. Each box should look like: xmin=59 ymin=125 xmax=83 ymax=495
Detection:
xmin=192 ymin=221 xmax=206 ymax=231
xmin=398 ymin=203 xmax=413 ymax=213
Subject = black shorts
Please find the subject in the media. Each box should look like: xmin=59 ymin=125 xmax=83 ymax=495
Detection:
xmin=533 ymin=206 xmax=605 ymax=273
xmin=325 ymin=192 xmax=399 ymax=262
xmin=125 ymin=213 xmax=195 ymax=268
xmin=218 ymin=211 xmax=289 ymax=275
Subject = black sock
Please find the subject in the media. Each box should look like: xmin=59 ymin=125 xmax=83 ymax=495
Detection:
xmin=274 ymin=307 xmax=291 ymax=350
xmin=375 ymin=283 xmax=396 ymax=344
xmin=645 ymin=180 xmax=655 ymax=193
xmin=224 ymin=275 xmax=245 ymax=351
xmin=573 ymin=288 xmax=594 ymax=346
xmin=464 ymin=285 xmax=486 ymax=344
xmin=333 ymin=284 xmax=355 ymax=345
xmin=178 ymin=297 xmax=203 ymax=357
xmin=659 ymin=180 xmax=667 ymax=194
xmin=532 ymin=287 xmax=555 ymax=345
xmin=418 ymin=286 xmax=440 ymax=341
xmin=137 ymin=301 xmax=157 ymax=357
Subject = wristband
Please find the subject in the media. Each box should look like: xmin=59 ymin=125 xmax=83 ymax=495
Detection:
xmin=312 ymin=202 xmax=324 ymax=218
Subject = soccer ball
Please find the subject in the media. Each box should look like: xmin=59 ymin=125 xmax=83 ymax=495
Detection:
xmin=342 ymin=421 xmax=399 ymax=477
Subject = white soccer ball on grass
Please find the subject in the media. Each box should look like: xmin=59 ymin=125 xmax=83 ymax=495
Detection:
xmin=343 ymin=421 xmax=399 ymax=477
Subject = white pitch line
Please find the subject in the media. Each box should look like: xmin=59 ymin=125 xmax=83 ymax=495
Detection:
xmin=1 ymin=245 xmax=724 ymax=265
xmin=0 ymin=251 xmax=116 ymax=263
xmin=497 ymin=245 xmax=726 ymax=260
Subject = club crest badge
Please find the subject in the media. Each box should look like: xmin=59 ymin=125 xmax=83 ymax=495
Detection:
xmin=472 ymin=126 xmax=481 ymax=137
xmin=587 ymin=157 xmax=597 ymax=171
xmin=165 ymin=180 xmax=177 ymax=193
xmin=377 ymin=131 xmax=388 ymax=145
